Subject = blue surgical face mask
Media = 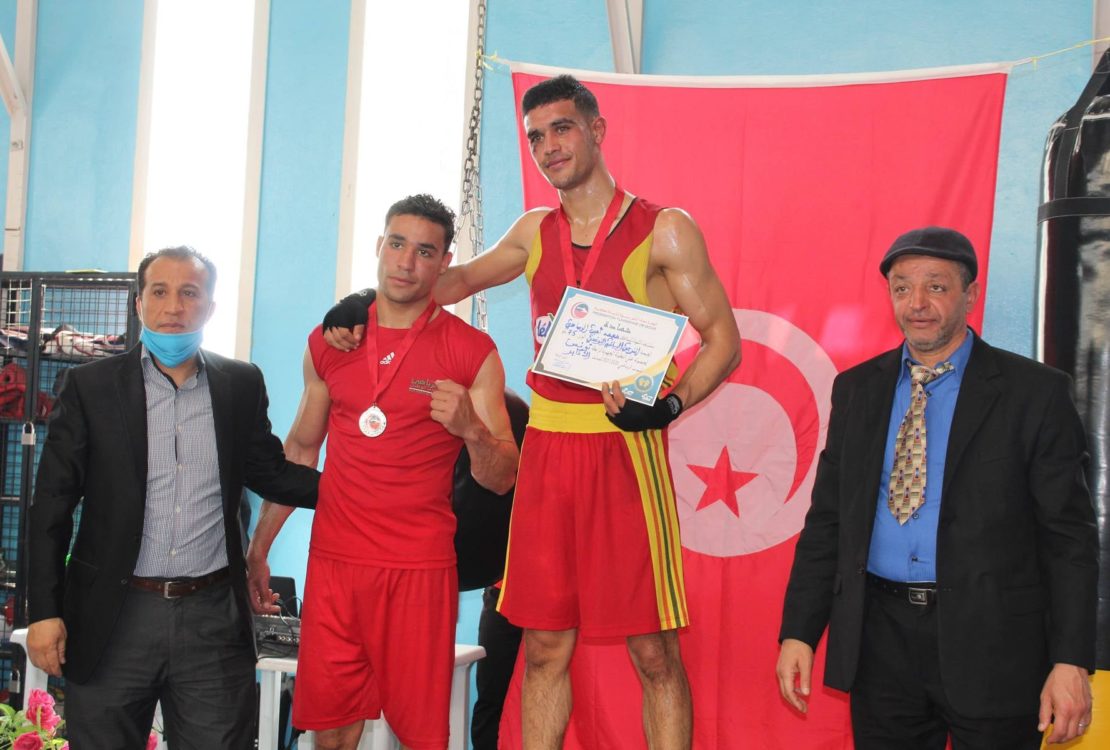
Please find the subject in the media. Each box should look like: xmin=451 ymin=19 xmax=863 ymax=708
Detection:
xmin=141 ymin=326 xmax=204 ymax=367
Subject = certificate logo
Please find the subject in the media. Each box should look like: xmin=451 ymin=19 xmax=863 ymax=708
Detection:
xmin=634 ymin=375 xmax=653 ymax=392
xmin=571 ymin=302 xmax=590 ymax=319
xmin=533 ymin=313 xmax=554 ymax=344
xmin=668 ymin=309 xmax=837 ymax=557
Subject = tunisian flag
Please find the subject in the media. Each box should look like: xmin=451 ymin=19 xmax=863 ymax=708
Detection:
xmin=498 ymin=61 xmax=1009 ymax=748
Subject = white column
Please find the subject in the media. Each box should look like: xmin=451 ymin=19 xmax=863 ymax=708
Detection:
xmin=605 ymin=0 xmax=643 ymax=74
xmin=1 ymin=0 xmax=37 ymax=271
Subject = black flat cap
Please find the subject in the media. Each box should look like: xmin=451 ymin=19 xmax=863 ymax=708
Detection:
xmin=879 ymin=226 xmax=978 ymax=280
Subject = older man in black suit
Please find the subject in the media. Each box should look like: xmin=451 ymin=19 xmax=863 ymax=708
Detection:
xmin=26 ymin=247 xmax=318 ymax=749
xmin=776 ymin=227 xmax=1097 ymax=748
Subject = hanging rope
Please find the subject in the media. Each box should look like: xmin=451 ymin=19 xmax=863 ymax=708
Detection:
xmin=458 ymin=0 xmax=489 ymax=331
xmin=1018 ymin=36 xmax=1110 ymax=70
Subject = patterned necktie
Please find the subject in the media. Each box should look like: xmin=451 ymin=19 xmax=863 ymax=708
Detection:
xmin=888 ymin=361 xmax=954 ymax=525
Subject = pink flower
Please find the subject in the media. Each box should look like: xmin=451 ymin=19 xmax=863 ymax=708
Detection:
xmin=25 ymin=689 xmax=53 ymax=713
xmin=60 ymin=744 xmax=69 ymax=750
xmin=26 ymin=704 xmax=61 ymax=733
xmin=13 ymin=732 xmax=43 ymax=750
xmin=24 ymin=689 xmax=61 ymax=732
xmin=147 ymin=731 xmax=159 ymax=750
xmin=26 ymin=706 xmax=61 ymax=733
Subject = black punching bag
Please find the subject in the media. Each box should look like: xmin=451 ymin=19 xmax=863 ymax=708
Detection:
xmin=1036 ymin=48 xmax=1110 ymax=668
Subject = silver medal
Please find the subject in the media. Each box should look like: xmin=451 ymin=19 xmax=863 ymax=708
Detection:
xmin=359 ymin=404 xmax=387 ymax=437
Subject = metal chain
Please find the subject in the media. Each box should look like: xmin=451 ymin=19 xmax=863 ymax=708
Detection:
xmin=458 ymin=0 xmax=488 ymax=331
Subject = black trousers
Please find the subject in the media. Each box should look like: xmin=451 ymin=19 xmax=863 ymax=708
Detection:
xmin=65 ymin=580 xmax=256 ymax=750
xmin=851 ymin=583 xmax=1042 ymax=750
xmin=472 ymin=585 xmax=524 ymax=750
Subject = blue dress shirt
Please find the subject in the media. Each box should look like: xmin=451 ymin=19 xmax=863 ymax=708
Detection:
xmin=867 ymin=331 xmax=974 ymax=583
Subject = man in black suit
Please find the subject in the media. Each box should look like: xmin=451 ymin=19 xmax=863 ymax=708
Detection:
xmin=26 ymin=246 xmax=319 ymax=749
xmin=776 ymin=227 xmax=1097 ymax=748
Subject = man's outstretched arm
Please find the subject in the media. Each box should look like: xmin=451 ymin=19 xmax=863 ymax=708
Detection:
xmin=322 ymin=209 xmax=547 ymax=350
xmin=433 ymin=209 xmax=545 ymax=304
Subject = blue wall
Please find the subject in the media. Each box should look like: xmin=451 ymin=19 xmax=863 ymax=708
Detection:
xmin=8 ymin=1 xmax=1096 ymax=743
xmin=23 ymin=0 xmax=142 ymax=272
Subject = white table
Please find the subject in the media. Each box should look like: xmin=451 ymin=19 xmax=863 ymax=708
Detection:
xmin=257 ymin=644 xmax=485 ymax=750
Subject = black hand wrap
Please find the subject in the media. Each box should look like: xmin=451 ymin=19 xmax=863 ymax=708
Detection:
xmin=606 ymin=393 xmax=683 ymax=432
xmin=322 ymin=288 xmax=375 ymax=332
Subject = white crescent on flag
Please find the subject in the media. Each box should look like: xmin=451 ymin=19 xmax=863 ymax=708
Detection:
xmin=671 ymin=308 xmax=838 ymax=557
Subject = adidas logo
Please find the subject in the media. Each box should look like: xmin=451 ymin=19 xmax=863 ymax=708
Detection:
xmin=380 ymin=352 xmax=395 ymax=365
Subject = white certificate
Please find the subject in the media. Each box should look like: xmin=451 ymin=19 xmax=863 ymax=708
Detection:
xmin=531 ymin=288 xmax=688 ymax=406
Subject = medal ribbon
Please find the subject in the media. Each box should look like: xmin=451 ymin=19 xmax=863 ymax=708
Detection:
xmin=557 ymin=186 xmax=625 ymax=289
xmin=363 ymin=300 xmax=437 ymax=407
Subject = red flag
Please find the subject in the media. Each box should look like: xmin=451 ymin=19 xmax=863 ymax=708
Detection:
xmin=500 ymin=63 xmax=1008 ymax=749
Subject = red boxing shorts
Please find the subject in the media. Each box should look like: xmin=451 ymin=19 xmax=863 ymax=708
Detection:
xmin=292 ymin=557 xmax=458 ymax=750
xmin=497 ymin=394 xmax=688 ymax=640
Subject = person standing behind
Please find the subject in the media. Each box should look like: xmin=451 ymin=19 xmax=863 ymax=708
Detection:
xmin=248 ymin=194 xmax=518 ymax=750
xmin=776 ymin=227 xmax=1097 ymax=748
xmin=322 ymin=75 xmax=741 ymax=750
xmin=26 ymin=247 xmax=320 ymax=749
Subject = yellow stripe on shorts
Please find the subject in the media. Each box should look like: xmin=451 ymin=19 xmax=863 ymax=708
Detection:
xmin=622 ymin=428 xmax=689 ymax=631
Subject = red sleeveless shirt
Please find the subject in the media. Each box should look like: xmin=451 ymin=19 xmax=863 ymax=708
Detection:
xmin=525 ymin=196 xmax=676 ymax=403
xmin=307 ymin=311 xmax=495 ymax=567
